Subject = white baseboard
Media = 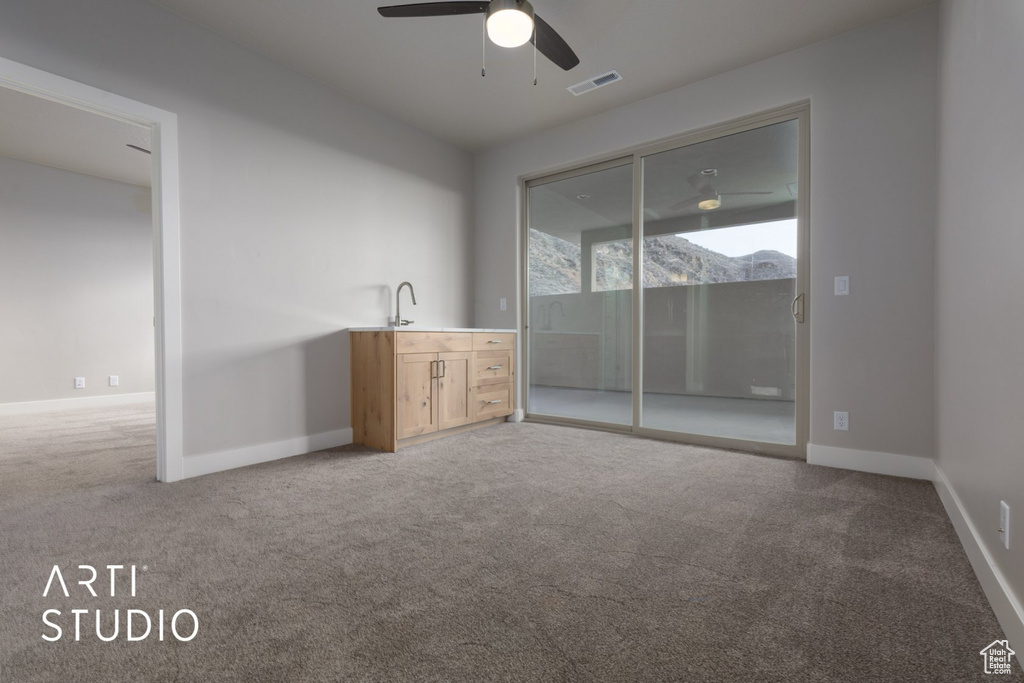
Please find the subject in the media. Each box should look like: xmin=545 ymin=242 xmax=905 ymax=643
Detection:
xmin=806 ymin=443 xmax=935 ymax=480
xmin=933 ymin=466 xmax=1023 ymax=651
xmin=182 ymin=428 xmax=353 ymax=479
xmin=0 ymin=392 xmax=155 ymax=416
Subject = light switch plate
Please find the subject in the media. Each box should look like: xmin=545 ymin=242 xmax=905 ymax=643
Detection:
xmin=109 ymin=375 xmax=119 ymax=387
xmin=835 ymin=276 xmax=850 ymax=296
xmin=500 ymin=297 xmax=507 ymax=311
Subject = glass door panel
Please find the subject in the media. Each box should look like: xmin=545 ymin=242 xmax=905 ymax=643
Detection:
xmin=527 ymin=162 xmax=633 ymax=425
xmin=640 ymin=119 xmax=799 ymax=444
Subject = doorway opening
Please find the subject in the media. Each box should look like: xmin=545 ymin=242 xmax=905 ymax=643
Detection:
xmin=0 ymin=57 xmax=183 ymax=481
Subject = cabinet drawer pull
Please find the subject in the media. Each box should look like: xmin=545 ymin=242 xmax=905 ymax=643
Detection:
xmin=486 ymin=339 xmax=503 ymax=344
xmin=487 ymin=365 xmax=504 ymax=370
xmin=486 ymin=399 xmax=502 ymax=404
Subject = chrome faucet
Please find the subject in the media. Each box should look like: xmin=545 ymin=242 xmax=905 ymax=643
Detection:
xmin=536 ymin=301 xmax=564 ymax=330
xmin=549 ymin=300 xmax=564 ymax=328
xmin=392 ymin=281 xmax=416 ymax=327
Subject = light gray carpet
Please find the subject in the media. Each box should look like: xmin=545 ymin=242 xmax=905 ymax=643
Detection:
xmin=0 ymin=406 xmax=1018 ymax=682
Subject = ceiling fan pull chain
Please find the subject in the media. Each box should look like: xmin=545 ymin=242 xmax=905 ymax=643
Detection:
xmin=481 ymin=14 xmax=486 ymax=77
xmin=533 ymin=24 xmax=538 ymax=85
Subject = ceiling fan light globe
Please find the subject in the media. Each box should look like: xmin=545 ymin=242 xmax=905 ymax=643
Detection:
xmin=487 ymin=0 xmax=534 ymax=48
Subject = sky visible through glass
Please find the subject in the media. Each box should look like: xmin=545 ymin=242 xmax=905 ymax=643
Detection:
xmin=678 ymin=219 xmax=797 ymax=258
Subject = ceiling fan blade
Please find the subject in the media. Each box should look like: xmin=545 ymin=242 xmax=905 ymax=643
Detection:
xmin=670 ymin=195 xmax=703 ymax=211
xmin=530 ymin=14 xmax=580 ymax=71
xmin=378 ymin=2 xmax=488 ymax=18
xmin=718 ymin=191 xmax=774 ymax=196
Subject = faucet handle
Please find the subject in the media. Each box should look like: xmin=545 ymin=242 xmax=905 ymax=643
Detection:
xmin=402 ymin=319 xmax=414 ymax=326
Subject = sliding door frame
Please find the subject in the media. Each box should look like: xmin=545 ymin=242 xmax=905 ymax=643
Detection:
xmin=521 ymin=101 xmax=810 ymax=459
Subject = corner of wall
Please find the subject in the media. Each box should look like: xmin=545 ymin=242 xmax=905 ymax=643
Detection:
xmin=933 ymin=465 xmax=1024 ymax=651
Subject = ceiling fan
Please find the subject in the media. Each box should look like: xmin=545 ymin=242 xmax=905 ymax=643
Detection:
xmin=671 ymin=168 xmax=773 ymax=212
xmin=377 ymin=1 xmax=580 ymax=72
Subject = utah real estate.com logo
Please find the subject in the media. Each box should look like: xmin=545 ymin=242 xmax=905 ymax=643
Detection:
xmin=980 ymin=639 xmax=1016 ymax=675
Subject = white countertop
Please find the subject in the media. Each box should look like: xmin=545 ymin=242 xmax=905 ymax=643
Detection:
xmin=348 ymin=327 xmax=517 ymax=333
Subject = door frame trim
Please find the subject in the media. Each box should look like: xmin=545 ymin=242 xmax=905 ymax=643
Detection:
xmin=0 ymin=55 xmax=185 ymax=481
xmin=519 ymin=101 xmax=810 ymax=459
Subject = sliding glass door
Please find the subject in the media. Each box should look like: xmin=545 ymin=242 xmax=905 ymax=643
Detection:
xmin=524 ymin=106 xmax=808 ymax=456
xmin=640 ymin=118 xmax=800 ymax=445
xmin=526 ymin=159 xmax=634 ymax=426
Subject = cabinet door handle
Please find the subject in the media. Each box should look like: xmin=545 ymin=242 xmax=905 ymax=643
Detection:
xmin=439 ymin=360 xmax=446 ymax=378
xmin=487 ymin=365 xmax=504 ymax=371
xmin=486 ymin=399 xmax=502 ymax=404
xmin=487 ymin=339 xmax=503 ymax=344
xmin=431 ymin=360 xmax=437 ymax=379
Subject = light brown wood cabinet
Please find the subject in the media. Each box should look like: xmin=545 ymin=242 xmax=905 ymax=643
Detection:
xmin=351 ymin=329 xmax=515 ymax=452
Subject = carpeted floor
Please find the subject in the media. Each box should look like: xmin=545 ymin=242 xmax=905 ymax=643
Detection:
xmin=0 ymin=405 xmax=1018 ymax=682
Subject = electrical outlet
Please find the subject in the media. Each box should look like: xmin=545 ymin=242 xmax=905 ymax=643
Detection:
xmin=500 ymin=297 xmax=507 ymax=311
xmin=1000 ymin=501 xmax=1010 ymax=550
xmin=109 ymin=375 xmax=119 ymax=387
xmin=833 ymin=411 xmax=849 ymax=431
xmin=74 ymin=377 xmax=86 ymax=389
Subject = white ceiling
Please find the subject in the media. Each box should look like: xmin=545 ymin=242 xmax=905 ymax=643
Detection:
xmin=149 ymin=0 xmax=933 ymax=150
xmin=0 ymin=86 xmax=151 ymax=187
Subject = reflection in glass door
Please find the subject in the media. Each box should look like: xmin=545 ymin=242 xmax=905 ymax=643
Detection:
xmin=526 ymin=160 xmax=633 ymax=425
xmin=523 ymin=107 xmax=807 ymax=455
xmin=640 ymin=119 xmax=800 ymax=444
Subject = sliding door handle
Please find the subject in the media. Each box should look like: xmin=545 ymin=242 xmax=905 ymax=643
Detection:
xmin=791 ymin=293 xmax=805 ymax=324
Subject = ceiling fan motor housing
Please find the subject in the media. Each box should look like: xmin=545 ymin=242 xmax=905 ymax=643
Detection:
xmin=488 ymin=0 xmax=534 ymax=20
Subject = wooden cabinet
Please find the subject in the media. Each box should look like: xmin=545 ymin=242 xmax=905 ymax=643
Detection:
xmin=351 ymin=329 xmax=515 ymax=452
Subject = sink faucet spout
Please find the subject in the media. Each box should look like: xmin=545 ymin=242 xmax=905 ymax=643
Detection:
xmin=393 ymin=282 xmax=417 ymax=327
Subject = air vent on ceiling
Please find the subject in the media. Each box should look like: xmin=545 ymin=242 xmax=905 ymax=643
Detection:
xmin=567 ymin=70 xmax=622 ymax=97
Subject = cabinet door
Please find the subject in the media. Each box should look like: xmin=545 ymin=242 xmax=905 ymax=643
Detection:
xmin=397 ymin=353 xmax=438 ymax=439
xmin=437 ymin=351 xmax=472 ymax=431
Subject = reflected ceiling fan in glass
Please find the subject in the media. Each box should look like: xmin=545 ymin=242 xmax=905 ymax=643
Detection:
xmin=670 ymin=168 xmax=773 ymax=212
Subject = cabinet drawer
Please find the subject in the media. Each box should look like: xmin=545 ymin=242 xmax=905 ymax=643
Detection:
xmin=473 ymin=332 xmax=515 ymax=351
xmin=397 ymin=332 xmax=472 ymax=354
xmin=472 ymin=383 xmax=513 ymax=421
xmin=473 ymin=350 xmax=513 ymax=386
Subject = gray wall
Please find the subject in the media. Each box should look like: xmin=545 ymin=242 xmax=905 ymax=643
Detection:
xmin=0 ymin=0 xmax=474 ymax=458
xmin=475 ymin=7 xmax=938 ymax=458
xmin=0 ymin=157 xmax=153 ymax=403
xmin=936 ymin=0 xmax=1023 ymax=640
